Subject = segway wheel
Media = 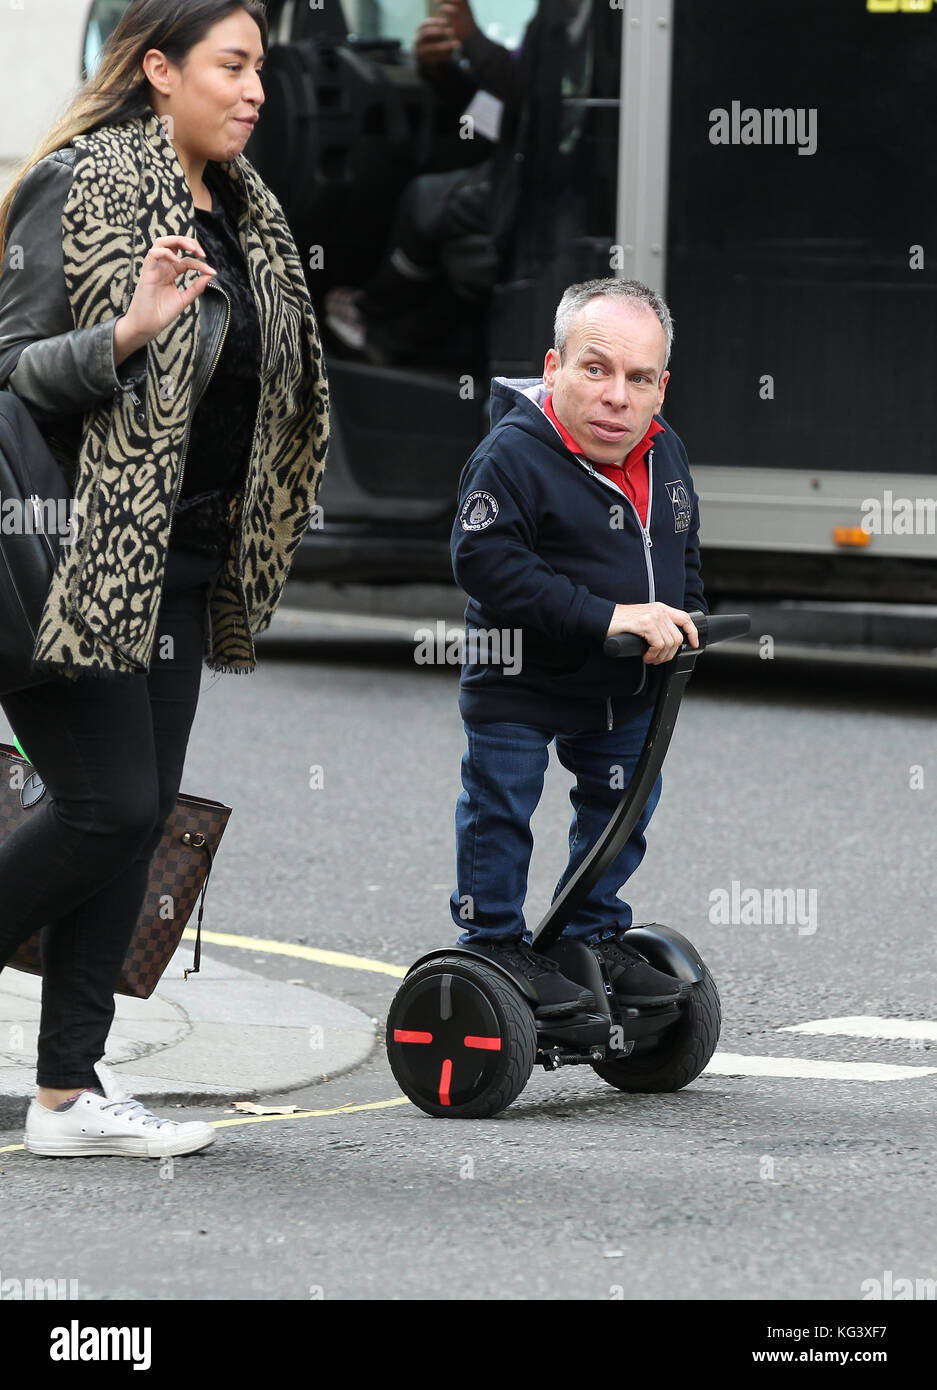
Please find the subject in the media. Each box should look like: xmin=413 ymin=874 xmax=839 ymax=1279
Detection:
xmin=386 ymin=954 xmax=537 ymax=1118
xmin=592 ymin=967 xmax=721 ymax=1093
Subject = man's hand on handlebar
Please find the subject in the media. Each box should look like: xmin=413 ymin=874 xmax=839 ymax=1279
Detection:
xmin=605 ymin=601 xmax=699 ymax=664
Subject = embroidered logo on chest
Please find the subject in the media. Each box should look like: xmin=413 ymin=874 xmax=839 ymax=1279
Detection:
xmin=666 ymin=480 xmax=691 ymax=533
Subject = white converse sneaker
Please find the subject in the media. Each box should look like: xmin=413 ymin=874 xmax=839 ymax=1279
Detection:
xmin=25 ymin=1060 xmax=216 ymax=1158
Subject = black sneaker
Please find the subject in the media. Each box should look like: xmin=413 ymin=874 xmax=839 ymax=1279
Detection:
xmin=590 ymin=934 xmax=693 ymax=1007
xmin=468 ymin=940 xmax=596 ymax=1018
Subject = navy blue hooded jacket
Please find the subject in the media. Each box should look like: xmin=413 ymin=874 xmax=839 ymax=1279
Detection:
xmin=450 ymin=376 xmax=707 ymax=731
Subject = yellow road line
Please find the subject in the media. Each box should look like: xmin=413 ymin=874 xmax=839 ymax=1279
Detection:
xmin=181 ymin=927 xmax=407 ymax=978
xmin=0 ymin=1097 xmax=412 ymax=1154
xmin=210 ymin=1097 xmax=410 ymax=1129
xmin=1 ymin=931 xmax=412 ymax=1154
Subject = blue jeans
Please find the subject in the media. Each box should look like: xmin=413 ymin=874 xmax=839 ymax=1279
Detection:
xmin=450 ymin=709 xmax=662 ymax=945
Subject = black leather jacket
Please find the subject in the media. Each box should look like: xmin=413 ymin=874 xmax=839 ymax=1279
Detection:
xmin=0 ymin=145 xmax=230 ymax=492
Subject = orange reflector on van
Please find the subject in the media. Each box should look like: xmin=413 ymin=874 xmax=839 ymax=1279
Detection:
xmin=832 ymin=526 xmax=871 ymax=547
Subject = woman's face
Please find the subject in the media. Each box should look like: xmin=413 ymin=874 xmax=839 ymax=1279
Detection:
xmin=144 ymin=9 xmax=265 ymax=163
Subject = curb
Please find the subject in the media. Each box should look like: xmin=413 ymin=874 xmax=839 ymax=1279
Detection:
xmin=0 ymin=943 xmax=377 ymax=1130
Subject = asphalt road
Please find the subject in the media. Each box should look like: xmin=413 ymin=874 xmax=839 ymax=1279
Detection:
xmin=1 ymin=606 xmax=935 ymax=1315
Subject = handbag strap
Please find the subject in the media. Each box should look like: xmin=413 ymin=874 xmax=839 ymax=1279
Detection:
xmin=181 ymin=831 xmax=216 ymax=981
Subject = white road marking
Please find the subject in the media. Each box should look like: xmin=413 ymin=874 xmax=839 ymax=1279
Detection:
xmin=778 ymin=1016 xmax=937 ymax=1041
xmin=704 ymin=1053 xmax=936 ymax=1081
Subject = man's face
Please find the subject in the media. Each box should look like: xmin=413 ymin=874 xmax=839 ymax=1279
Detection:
xmin=543 ymin=297 xmax=670 ymax=465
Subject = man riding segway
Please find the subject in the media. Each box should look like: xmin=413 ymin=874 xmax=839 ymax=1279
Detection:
xmin=448 ymin=277 xmax=705 ymax=1021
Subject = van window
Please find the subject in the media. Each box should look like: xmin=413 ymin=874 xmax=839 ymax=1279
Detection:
xmin=341 ymin=1 xmax=538 ymax=51
xmin=82 ymin=0 xmax=130 ymax=79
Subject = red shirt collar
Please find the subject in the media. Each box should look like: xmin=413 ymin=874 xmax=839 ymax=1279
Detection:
xmin=543 ymin=392 xmax=664 ymax=467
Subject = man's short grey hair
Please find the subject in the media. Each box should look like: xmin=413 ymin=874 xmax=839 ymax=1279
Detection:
xmin=554 ymin=278 xmax=674 ymax=372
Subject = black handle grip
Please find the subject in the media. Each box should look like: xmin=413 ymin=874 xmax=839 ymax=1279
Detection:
xmin=603 ymin=611 xmax=751 ymax=659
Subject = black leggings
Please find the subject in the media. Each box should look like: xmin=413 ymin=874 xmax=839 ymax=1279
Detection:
xmin=0 ymin=546 xmax=222 ymax=1089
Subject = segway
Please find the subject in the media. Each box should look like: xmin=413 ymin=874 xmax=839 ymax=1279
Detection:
xmin=386 ymin=611 xmax=751 ymax=1117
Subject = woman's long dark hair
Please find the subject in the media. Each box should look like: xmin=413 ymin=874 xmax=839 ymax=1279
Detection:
xmin=0 ymin=0 xmax=269 ymax=261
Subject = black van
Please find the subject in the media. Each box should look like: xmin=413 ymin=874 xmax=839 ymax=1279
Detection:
xmin=81 ymin=0 xmax=937 ymax=614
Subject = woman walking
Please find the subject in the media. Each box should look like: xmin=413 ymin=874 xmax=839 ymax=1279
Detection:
xmin=0 ymin=0 xmax=329 ymax=1157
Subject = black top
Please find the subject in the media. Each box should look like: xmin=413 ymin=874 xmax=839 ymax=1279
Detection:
xmin=180 ymin=161 xmax=262 ymax=499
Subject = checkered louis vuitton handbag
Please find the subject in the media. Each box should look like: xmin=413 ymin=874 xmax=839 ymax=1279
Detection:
xmin=0 ymin=743 xmax=231 ymax=998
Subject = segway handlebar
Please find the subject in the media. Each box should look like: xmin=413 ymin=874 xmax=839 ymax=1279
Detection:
xmin=603 ymin=611 xmax=750 ymax=660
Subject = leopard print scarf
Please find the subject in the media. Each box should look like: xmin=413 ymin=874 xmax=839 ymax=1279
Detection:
xmin=32 ymin=109 xmax=329 ymax=679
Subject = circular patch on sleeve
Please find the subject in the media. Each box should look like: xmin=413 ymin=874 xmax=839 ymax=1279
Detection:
xmin=460 ymin=491 xmax=500 ymax=531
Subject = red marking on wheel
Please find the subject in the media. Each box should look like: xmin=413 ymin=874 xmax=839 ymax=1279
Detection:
xmin=463 ymin=1035 xmax=501 ymax=1051
xmin=393 ymin=1030 xmax=433 ymax=1044
xmin=439 ymin=1058 xmax=452 ymax=1106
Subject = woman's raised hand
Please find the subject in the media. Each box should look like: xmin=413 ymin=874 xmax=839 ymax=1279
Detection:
xmin=114 ymin=236 xmax=216 ymax=360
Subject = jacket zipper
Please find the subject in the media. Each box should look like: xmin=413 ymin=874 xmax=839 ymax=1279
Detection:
xmin=114 ymin=372 xmax=147 ymax=430
xmin=127 ymin=382 xmax=146 ymax=428
xmin=172 ymin=278 xmax=231 ymax=659
xmin=172 ymin=279 xmax=230 ymax=512
xmin=572 ymin=451 xmax=656 ymax=717
xmin=229 ymin=206 xmax=283 ymax=662
xmin=570 ymin=451 xmax=656 ymax=600
xmin=193 ymin=274 xmax=267 ymax=666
